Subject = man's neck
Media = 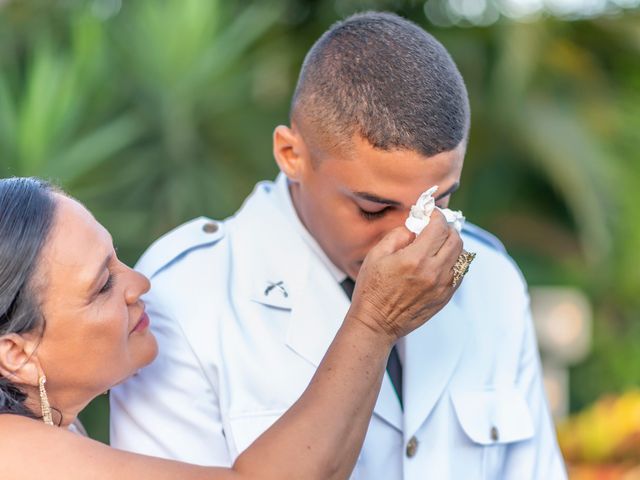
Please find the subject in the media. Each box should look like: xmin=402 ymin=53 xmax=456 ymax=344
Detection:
xmin=285 ymin=179 xmax=347 ymax=282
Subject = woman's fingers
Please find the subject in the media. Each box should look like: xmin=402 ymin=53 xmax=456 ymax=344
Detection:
xmin=439 ymin=233 xmax=464 ymax=291
xmin=433 ymin=231 xmax=469 ymax=291
xmin=434 ymin=227 xmax=464 ymax=266
xmin=368 ymin=226 xmax=416 ymax=260
xmin=351 ymin=211 xmax=470 ymax=341
xmin=405 ymin=209 xmax=451 ymax=257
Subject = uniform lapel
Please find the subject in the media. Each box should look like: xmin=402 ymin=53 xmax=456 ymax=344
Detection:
xmin=243 ymin=176 xmax=403 ymax=431
xmin=237 ymin=178 xmax=345 ymax=369
xmin=286 ymin=266 xmax=403 ymax=431
xmin=375 ymin=373 xmax=404 ymax=431
xmin=403 ymin=291 xmax=470 ymax=437
xmin=284 ymin=254 xmax=348 ymax=367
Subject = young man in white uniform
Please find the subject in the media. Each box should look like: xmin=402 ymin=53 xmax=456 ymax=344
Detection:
xmin=110 ymin=12 xmax=566 ymax=479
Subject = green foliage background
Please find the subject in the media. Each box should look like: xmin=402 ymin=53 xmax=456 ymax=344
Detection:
xmin=1 ymin=0 xmax=639 ymax=444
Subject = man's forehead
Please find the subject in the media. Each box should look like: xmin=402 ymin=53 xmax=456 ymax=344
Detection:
xmin=321 ymin=149 xmax=461 ymax=197
xmin=310 ymin=132 xmax=465 ymax=204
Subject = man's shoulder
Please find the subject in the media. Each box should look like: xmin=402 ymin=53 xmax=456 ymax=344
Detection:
xmin=136 ymin=216 xmax=229 ymax=280
xmin=135 ymin=178 xmax=285 ymax=281
xmin=461 ymin=223 xmax=526 ymax=289
xmin=461 ymin=223 xmax=506 ymax=254
xmin=458 ymin=225 xmax=531 ymax=347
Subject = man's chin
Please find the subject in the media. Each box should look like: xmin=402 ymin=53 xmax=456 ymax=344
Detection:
xmin=348 ymin=261 xmax=364 ymax=280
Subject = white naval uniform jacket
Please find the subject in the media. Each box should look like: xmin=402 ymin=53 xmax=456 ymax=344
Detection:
xmin=110 ymin=174 xmax=567 ymax=480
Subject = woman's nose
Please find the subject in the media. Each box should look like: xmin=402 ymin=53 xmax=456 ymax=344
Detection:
xmin=125 ymin=268 xmax=151 ymax=304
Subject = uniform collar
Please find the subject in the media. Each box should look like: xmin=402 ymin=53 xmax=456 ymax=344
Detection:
xmin=263 ymin=173 xmax=469 ymax=435
xmin=273 ymin=172 xmax=347 ymax=284
xmin=271 ymin=173 xmax=403 ymax=430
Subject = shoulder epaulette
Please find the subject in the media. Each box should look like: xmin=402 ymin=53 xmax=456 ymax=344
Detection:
xmin=462 ymin=222 xmax=507 ymax=254
xmin=135 ymin=217 xmax=225 ymax=278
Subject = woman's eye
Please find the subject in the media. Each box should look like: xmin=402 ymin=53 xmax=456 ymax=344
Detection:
xmin=99 ymin=275 xmax=114 ymax=294
xmin=359 ymin=206 xmax=390 ymax=221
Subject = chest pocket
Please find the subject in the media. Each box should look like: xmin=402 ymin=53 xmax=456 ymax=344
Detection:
xmin=451 ymin=387 xmax=534 ymax=478
xmin=226 ymin=409 xmax=362 ymax=480
xmin=227 ymin=410 xmax=286 ymax=457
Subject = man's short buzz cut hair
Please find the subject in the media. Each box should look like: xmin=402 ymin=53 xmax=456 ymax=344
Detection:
xmin=291 ymin=11 xmax=470 ymax=158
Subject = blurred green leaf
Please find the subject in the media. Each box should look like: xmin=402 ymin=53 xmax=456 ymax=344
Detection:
xmin=43 ymin=113 xmax=146 ymax=182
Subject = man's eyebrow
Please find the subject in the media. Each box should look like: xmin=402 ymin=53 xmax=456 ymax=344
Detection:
xmin=434 ymin=182 xmax=460 ymax=201
xmin=353 ymin=182 xmax=460 ymax=206
xmin=353 ymin=192 xmax=403 ymax=207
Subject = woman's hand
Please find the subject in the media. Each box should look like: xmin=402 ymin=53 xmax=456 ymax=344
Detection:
xmin=350 ymin=209 xmax=463 ymax=343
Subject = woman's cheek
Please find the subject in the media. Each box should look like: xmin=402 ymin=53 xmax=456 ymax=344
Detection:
xmin=91 ymin=305 xmax=129 ymax=357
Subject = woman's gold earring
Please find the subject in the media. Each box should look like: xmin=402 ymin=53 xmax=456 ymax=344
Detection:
xmin=39 ymin=375 xmax=54 ymax=426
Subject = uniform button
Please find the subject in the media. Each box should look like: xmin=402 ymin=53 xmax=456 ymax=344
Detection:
xmin=406 ymin=436 xmax=419 ymax=458
xmin=202 ymin=222 xmax=218 ymax=234
xmin=490 ymin=426 xmax=499 ymax=442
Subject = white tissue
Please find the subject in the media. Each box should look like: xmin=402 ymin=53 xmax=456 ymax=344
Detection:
xmin=405 ymin=186 xmax=465 ymax=235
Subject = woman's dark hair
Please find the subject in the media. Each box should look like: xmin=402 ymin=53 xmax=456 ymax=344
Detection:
xmin=0 ymin=177 xmax=58 ymax=418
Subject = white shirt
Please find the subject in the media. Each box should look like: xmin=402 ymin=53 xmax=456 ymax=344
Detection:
xmin=110 ymin=175 xmax=567 ymax=479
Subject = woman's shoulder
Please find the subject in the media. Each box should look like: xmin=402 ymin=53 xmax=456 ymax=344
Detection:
xmin=0 ymin=415 xmax=57 ymax=474
xmin=0 ymin=413 xmax=73 ymax=448
xmin=0 ymin=412 xmax=43 ymax=432
xmin=0 ymin=414 xmax=103 ymax=479
xmin=0 ymin=414 xmax=222 ymax=480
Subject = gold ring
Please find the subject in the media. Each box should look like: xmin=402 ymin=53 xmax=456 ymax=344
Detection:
xmin=452 ymin=250 xmax=476 ymax=287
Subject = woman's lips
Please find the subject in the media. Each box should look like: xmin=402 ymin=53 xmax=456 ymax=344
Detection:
xmin=131 ymin=312 xmax=150 ymax=334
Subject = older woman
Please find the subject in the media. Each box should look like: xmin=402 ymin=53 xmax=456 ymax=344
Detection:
xmin=0 ymin=177 xmax=462 ymax=479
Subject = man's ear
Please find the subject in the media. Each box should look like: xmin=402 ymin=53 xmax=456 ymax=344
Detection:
xmin=0 ymin=334 xmax=41 ymax=388
xmin=273 ymin=124 xmax=310 ymax=182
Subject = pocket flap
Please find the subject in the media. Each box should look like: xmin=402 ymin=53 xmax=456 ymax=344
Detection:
xmin=227 ymin=409 xmax=360 ymax=480
xmin=228 ymin=410 xmax=286 ymax=454
xmin=450 ymin=387 xmax=534 ymax=445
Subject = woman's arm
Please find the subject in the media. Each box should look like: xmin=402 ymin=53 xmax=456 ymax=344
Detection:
xmin=0 ymin=319 xmax=390 ymax=480
xmin=233 ymin=217 xmax=463 ymax=480
xmin=0 ymin=216 xmax=462 ymax=480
